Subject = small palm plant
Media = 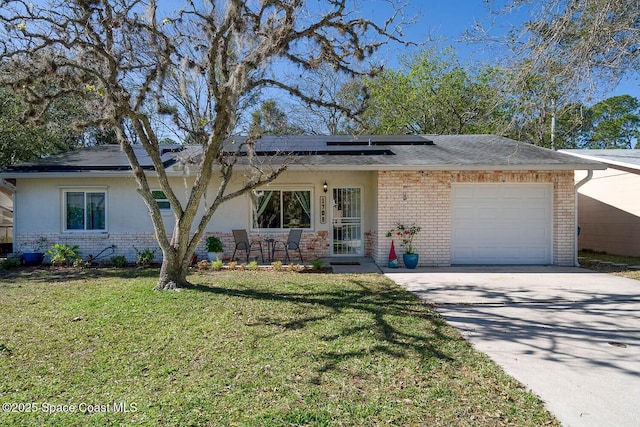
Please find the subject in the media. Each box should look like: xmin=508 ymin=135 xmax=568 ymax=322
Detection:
xmin=46 ymin=243 xmax=81 ymax=266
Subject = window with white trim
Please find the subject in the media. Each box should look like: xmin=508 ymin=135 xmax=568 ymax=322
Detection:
xmin=64 ymin=190 xmax=107 ymax=231
xmin=253 ymin=190 xmax=312 ymax=229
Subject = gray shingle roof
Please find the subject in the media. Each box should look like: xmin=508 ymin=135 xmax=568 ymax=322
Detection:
xmin=1 ymin=145 xmax=180 ymax=172
xmin=1 ymin=135 xmax=603 ymax=176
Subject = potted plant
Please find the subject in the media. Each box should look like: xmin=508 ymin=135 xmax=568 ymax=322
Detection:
xmin=386 ymin=222 xmax=421 ymax=269
xmin=22 ymin=237 xmax=48 ymax=266
xmin=206 ymin=235 xmax=224 ymax=261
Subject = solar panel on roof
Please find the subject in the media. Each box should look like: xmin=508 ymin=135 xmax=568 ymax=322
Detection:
xmin=326 ymin=135 xmax=433 ymax=146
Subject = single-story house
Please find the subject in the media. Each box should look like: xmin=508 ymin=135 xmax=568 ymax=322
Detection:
xmin=0 ymin=134 xmax=604 ymax=267
xmin=561 ymin=149 xmax=640 ymax=257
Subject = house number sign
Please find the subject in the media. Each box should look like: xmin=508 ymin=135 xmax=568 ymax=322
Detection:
xmin=320 ymin=196 xmax=327 ymax=224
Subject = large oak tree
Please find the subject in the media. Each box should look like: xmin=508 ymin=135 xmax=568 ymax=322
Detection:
xmin=0 ymin=0 xmax=405 ymax=289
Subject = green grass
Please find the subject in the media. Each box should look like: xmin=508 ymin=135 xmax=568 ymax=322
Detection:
xmin=0 ymin=268 xmax=558 ymax=426
xmin=579 ymin=249 xmax=640 ymax=280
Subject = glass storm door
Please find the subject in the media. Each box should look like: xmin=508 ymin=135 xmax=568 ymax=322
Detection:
xmin=332 ymin=187 xmax=362 ymax=255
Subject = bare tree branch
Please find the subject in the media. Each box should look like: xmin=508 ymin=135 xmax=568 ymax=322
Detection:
xmin=0 ymin=0 xmax=408 ymax=289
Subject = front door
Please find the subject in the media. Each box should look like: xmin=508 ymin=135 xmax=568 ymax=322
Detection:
xmin=331 ymin=187 xmax=362 ymax=255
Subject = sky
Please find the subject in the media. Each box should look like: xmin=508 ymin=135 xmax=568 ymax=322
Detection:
xmin=361 ymin=0 xmax=638 ymax=102
xmin=20 ymin=0 xmax=639 ymax=104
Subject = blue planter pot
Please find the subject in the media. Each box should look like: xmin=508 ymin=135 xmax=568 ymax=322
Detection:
xmin=23 ymin=252 xmax=44 ymax=266
xmin=403 ymin=253 xmax=419 ymax=269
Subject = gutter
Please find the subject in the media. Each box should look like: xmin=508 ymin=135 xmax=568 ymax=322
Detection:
xmin=574 ymin=170 xmax=593 ymax=266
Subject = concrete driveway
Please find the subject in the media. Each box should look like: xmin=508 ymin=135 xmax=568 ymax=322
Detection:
xmin=385 ymin=266 xmax=640 ymax=427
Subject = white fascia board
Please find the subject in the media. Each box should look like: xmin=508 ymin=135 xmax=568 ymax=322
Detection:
xmin=0 ymin=161 xmax=606 ymax=179
xmin=0 ymin=170 xmax=188 ymax=179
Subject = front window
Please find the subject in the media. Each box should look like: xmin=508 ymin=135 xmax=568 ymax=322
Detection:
xmin=253 ymin=190 xmax=311 ymax=229
xmin=65 ymin=191 xmax=106 ymax=231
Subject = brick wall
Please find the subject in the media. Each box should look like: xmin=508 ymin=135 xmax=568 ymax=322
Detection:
xmin=376 ymin=170 xmax=576 ymax=267
xmin=15 ymin=230 xmax=333 ymax=264
xmin=16 ymin=232 xmax=161 ymax=264
xmin=377 ymin=171 xmax=451 ymax=267
xmin=553 ymin=172 xmax=577 ymax=266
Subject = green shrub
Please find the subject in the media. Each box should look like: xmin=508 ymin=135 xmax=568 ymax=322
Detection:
xmin=1 ymin=257 xmax=21 ymax=269
xmin=110 ymin=255 xmax=127 ymax=268
xmin=311 ymin=259 xmax=324 ymax=270
xmin=211 ymin=258 xmax=224 ymax=271
xmin=133 ymin=247 xmax=156 ymax=268
xmin=247 ymin=260 xmax=259 ymax=270
xmin=271 ymin=260 xmax=283 ymax=271
xmin=205 ymin=236 xmax=223 ymax=252
xmin=46 ymin=244 xmax=81 ymax=266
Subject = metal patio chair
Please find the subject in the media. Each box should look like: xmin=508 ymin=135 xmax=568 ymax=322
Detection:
xmin=231 ymin=229 xmax=263 ymax=263
xmin=272 ymin=229 xmax=304 ymax=264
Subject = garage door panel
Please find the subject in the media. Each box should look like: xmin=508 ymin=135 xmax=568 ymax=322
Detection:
xmin=520 ymin=233 xmax=549 ymax=245
xmin=478 ymin=207 xmax=499 ymax=219
xmin=502 ymin=187 xmax=523 ymax=199
xmin=528 ymin=187 xmax=549 ymax=199
xmin=452 ymin=184 xmax=552 ymax=265
xmin=503 ymin=207 xmax=521 ymax=220
xmin=455 ymin=187 xmax=475 ymax=199
xmin=523 ymin=246 xmax=548 ymax=260
xmin=452 ymin=207 xmax=475 ymax=220
xmin=524 ymin=207 xmax=548 ymax=220
xmin=477 ymin=187 xmax=499 ymax=199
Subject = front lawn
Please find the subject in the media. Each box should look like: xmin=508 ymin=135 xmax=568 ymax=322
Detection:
xmin=579 ymin=250 xmax=640 ymax=280
xmin=0 ymin=268 xmax=558 ymax=426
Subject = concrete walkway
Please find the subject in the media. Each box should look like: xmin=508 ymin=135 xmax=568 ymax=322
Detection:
xmin=385 ymin=266 xmax=640 ymax=427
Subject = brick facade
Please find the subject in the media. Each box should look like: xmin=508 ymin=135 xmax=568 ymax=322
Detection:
xmin=15 ymin=230 xmax=334 ymax=265
xmin=375 ymin=170 xmax=576 ymax=267
xmin=16 ymin=170 xmax=576 ymax=267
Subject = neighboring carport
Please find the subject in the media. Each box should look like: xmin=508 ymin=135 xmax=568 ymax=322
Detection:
xmin=386 ymin=266 xmax=640 ymax=427
xmin=562 ymin=149 xmax=640 ymax=258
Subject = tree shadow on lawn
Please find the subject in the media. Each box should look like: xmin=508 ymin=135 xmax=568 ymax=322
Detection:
xmin=0 ymin=266 xmax=160 ymax=284
xmin=190 ymin=277 xmax=459 ymax=383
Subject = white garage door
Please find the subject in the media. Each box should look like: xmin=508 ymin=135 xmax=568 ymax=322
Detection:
xmin=451 ymin=184 xmax=553 ymax=264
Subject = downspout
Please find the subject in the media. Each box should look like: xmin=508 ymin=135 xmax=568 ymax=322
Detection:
xmin=573 ymin=170 xmax=593 ymax=266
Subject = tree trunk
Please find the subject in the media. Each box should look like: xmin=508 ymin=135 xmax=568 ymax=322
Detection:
xmin=156 ymin=250 xmax=192 ymax=291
